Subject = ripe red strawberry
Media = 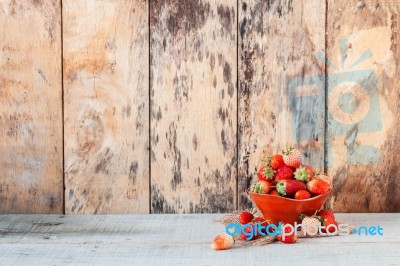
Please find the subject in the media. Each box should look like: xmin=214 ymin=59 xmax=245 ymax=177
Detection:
xmin=317 ymin=209 xmax=335 ymax=221
xmin=269 ymin=189 xmax=279 ymax=196
xmin=257 ymin=165 xmax=275 ymax=181
xmin=253 ymin=180 xmax=272 ymax=194
xmin=253 ymin=217 xmax=269 ymax=235
xmin=294 ymin=189 xmax=311 ymax=200
xmin=211 ymin=233 xmax=234 ymax=250
xmin=277 ymin=224 xmax=297 ymax=244
xmin=316 ymin=174 xmax=332 ymax=186
xmin=307 ymin=179 xmax=331 ymax=195
xmin=240 ymin=223 xmax=257 ymax=240
xmin=321 ymin=217 xmax=338 ymax=233
xmin=294 ymin=165 xmax=314 ymax=182
xmin=253 ymin=217 xmax=264 ymax=224
xmin=276 ymin=179 xmax=306 ymax=196
xmin=275 ymin=165 xmax=294 ymax=181
xmin=282 ymin=146 xmax=302 ymax=168
xmin=238 ymin=211 xmax=254 ymax=224
xmin=269 ymin=154 xmax=285 ymax=170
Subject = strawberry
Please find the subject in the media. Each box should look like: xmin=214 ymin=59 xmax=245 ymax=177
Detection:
xmin=300 ymin=214 xmax=321 ymax=236
xmin=282 ymin=146 xmax=302 ymax=168
xmin=240 ymin=223 xmax=257 ymax=240
xmin=257 ymin=165 xmax=275 ymax=181
xmin=276 ymin=179 xmax=306 ymax=196
xmin=269 ymin=154 xmax=285 ymax=170
xmin=253 ymin=217 xmax=270 ymax=235
xmin=307 ymin=179 xmax=331 ymax=195
xmin=277 ymin=224 xmax=297 ymax=244
xmin=253 ymin=180 xmax=272 ymax=194
xmin=294 ymin=189 xmax=311 ymax=200
xmin=211 ymin=233 xmax=234 ymax=250
xmin=275 ymin=165 xmax=294 ymax=181
xmin=238 ymin=211 xmax=254 ymax=224
xmin=316 ymin=174 xmax=332 ymax=186
xmin=294 ymin=165 xmax=314 ymax=182
xmin=321 ymin=217 xmax=338 ymax=233
xmin=317 ymin=209 xmax=335 ymax=221
xmin=269 ymin=189 xmax=279 ymax=196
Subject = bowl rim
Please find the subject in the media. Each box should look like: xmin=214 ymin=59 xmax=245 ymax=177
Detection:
xmin=249 ymin=189 xmax=332 ymax=202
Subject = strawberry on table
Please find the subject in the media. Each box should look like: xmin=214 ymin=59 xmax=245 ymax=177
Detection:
xmin=277 ymin=224 xmax=297 ymax=244
xmin=240 ymin=223 xmax=257 ymax=240
xmin=238 ymin=211 xmax=254 ymax=224
xmin=282 ymin=146 xmax=302 ymax=168
xmin=269 ymin=154 xmax=285 ymax=170
xmin=211 ymin=233 xmax=234 ymax=250
xmin=317 ymin=209 xmax=335 ymax=221
xmin=294 ymin=189 xmax=311 ymax=200
xmin=294 ymin=165 xmax=314 ymax=182
xmin=307 ymin=179 xmax=331 ymax=195
xmin=253 ymin=180 xmax=273 ymax=194
xmin=300 ymin=214 xmax=321 ymax=236
xmin=275 ymin=165 xmax=294 ymax=181
xmin=276 ymin=179 xmax=306 ymax=196
xmin=321 ymin=217 xmax=338 ymax=234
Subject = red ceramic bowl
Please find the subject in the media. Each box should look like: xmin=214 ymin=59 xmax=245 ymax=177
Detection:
xmin=249 ymin=190 xmax=332 ymax=225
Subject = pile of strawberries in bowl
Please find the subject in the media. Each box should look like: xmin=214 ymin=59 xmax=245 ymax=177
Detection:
xmin=253 ymin=146 xmax=332 ymax=199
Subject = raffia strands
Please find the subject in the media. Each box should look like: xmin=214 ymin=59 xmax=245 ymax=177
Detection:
xmin=215 ymin=210 xmax=356 ymax=246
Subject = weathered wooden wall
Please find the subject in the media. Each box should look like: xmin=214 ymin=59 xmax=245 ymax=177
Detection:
xmin=1 ymin=0 xmax=399 ymax=214
xmin=150 ymin=0 xmax=237 ymax=213
xmin=0 ymin=0 xmax=63 ymax=213
xmin=326 ymin=0 xmax=400 ymax=212
xmin=238 ymin=0 xmax=326 ymax=209
xmin=63 ymin=0 xmax=149 ymax=214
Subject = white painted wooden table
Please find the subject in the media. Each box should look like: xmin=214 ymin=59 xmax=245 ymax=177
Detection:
xmin=0 ymin=214 xmax=399 ymax=265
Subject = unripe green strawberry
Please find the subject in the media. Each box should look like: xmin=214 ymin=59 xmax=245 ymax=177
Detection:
xmin=276 ymin=180 xmax=306 ymax=196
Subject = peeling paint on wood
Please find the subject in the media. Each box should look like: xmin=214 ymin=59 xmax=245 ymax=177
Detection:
xmin=326 ymin=0 xmax=400 ymax=212
xmin=63 ymin=0 xmax=149 ymax=214
xmin=150 ymin=0 xmax=237 ymax=213
xmin=0 ymin=0 xmax=63 ymax=213
xmin=238 ymin=0 xmax=326 ymax=209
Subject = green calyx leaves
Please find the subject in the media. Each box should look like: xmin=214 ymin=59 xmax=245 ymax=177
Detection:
xmin=294 ymin=167 xmax=309 ymax=182
xmin=253 ymin=182 xmax=263 ymax=193
xmin=276 ymin=181 xmax=286 ymax=196
xmin=264 ymin=166 xmax=275 ymax=179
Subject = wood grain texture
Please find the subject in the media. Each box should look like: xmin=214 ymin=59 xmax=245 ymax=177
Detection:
xmin=238 ymin=0 xmax=326 ymax=209
xmin=150 ymin=0 xmax=237 ymax=213
xmin=63 ymin=0 xmax=149 ymax=214
xmin=326 ymin=0 xmax=400 ymax=212
xmin=0 ymin=0 xmax=63 ymax=213
xmin=0 ymin=214 xmax=399 ymax=265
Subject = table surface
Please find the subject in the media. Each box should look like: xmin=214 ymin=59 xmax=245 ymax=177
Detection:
xmin=0 ymin=213 xmax=399 ymax=266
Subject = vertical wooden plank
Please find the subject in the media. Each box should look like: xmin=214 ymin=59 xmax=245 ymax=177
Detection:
xmin=63 ymin=0 xmax=149 ymax=213
xmin=326 ymin=0 xmax=400 ymax=212
xmin=150 ymin=0 xmax=237 ymax=213
xmin=0 ymin=0 xmax=63 ymax=213
xmin=238 ymin=0 xmax=326 ymax=208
